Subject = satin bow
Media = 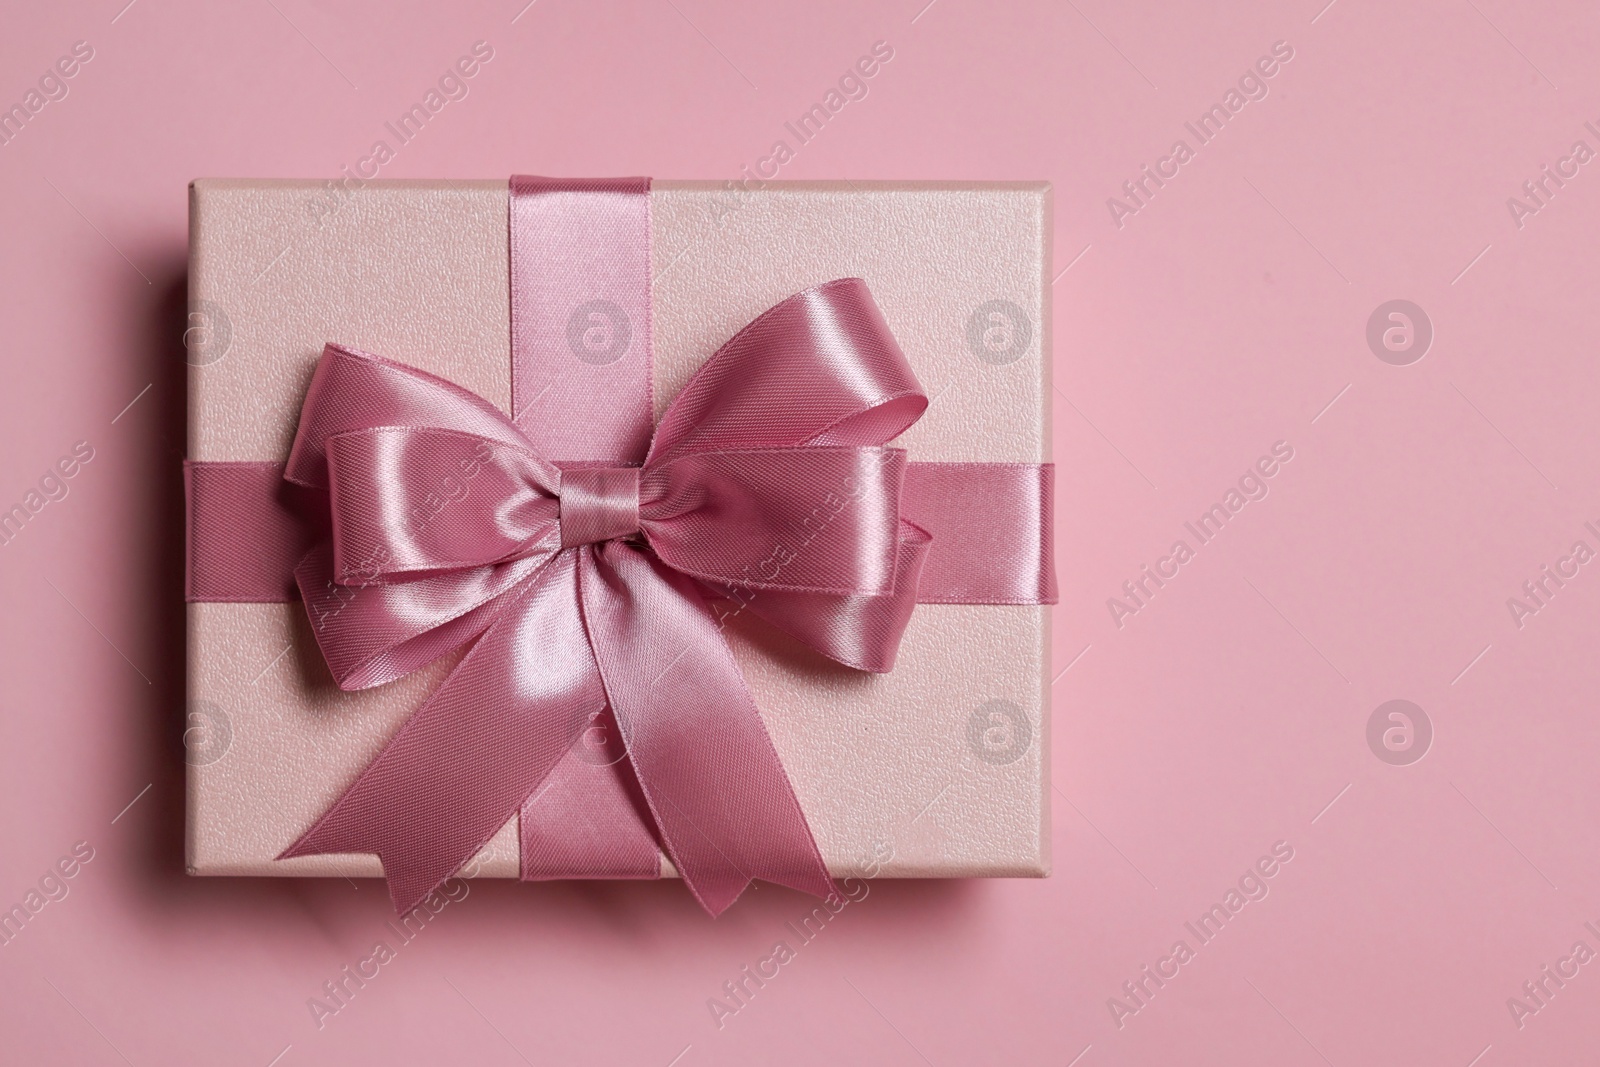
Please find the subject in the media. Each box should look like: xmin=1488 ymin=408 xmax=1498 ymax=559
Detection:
xmin=278 ymin=278 xmax=932 ymax=915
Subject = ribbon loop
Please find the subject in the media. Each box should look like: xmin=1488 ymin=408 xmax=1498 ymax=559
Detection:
xmin=706 ymin=518 xmax=933 ymax=674
xmin=287 ymin=343 xmax=539 ymax=490
xmin=326 ymin=429 xmax=560 ymax=580
xmin=646 ymin=278 xmax=927 ymax=463
xmin=639 ymin=446 xmax=907 ymax=596
xmin=296 ymin=545 xmax=552 ymax=691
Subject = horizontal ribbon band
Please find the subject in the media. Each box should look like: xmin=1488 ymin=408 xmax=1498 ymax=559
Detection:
xmin=185 ymin=458 xmax=1057 ymax=606
xmin=185 ymin=461 xmax=326 ymax=602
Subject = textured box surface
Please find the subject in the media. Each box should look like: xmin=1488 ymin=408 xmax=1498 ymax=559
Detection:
xmin=186 ymin=179 xmax=1051 ymax=880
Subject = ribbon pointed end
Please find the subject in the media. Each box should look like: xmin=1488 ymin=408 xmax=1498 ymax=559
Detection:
xmin=683 ymin=865 xmax=837 ymax=918
xmin=386 ymin=867 xmax=450 ymax=918
xmin=278 ymin=833 xmax=447 ymax=918
xmin=686 ymin=877 xmax=750 ymax=919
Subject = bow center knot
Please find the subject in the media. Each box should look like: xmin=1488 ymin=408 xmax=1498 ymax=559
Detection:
xmin=558 ymin=466 xmax=641 ymax=548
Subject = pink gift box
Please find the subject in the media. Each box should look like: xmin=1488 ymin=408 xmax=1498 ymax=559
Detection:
xmin=185 ymin=178 xmax=1053 ymax=885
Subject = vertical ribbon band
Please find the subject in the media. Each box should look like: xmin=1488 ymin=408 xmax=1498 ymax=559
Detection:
xmin=509 ymin=176 xmax=666 ymax=884
xmin=509 ymin=176 xmax=653 ymax=462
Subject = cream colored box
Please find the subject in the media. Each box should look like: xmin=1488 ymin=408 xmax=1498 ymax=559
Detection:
xmin=186 ymin=179 xmax=1051 ymax=880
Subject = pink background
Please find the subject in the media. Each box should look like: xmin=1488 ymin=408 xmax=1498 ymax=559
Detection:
xmin=0 ymin=0 xmax=1596 ymax=1063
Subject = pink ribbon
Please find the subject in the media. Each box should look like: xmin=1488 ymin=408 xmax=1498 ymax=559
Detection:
xmin=185 ymin=177 xmax=1058 ymax=916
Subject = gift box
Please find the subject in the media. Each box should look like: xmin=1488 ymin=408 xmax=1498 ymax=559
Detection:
xmin=185 ymin=177 xmax=1054 ymax=908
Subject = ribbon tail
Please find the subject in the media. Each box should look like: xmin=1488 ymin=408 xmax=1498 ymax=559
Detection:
xmin=519 ymin=730 xmax=664 ymax=881
xmin=578 ymin=542 xmax=835 ymax=915
xmin=279 ymin=550 xmax=605 ymax=914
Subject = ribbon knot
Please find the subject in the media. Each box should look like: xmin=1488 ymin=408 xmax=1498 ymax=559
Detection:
xmin=559 ymin=466 xmax=641 ymax=547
